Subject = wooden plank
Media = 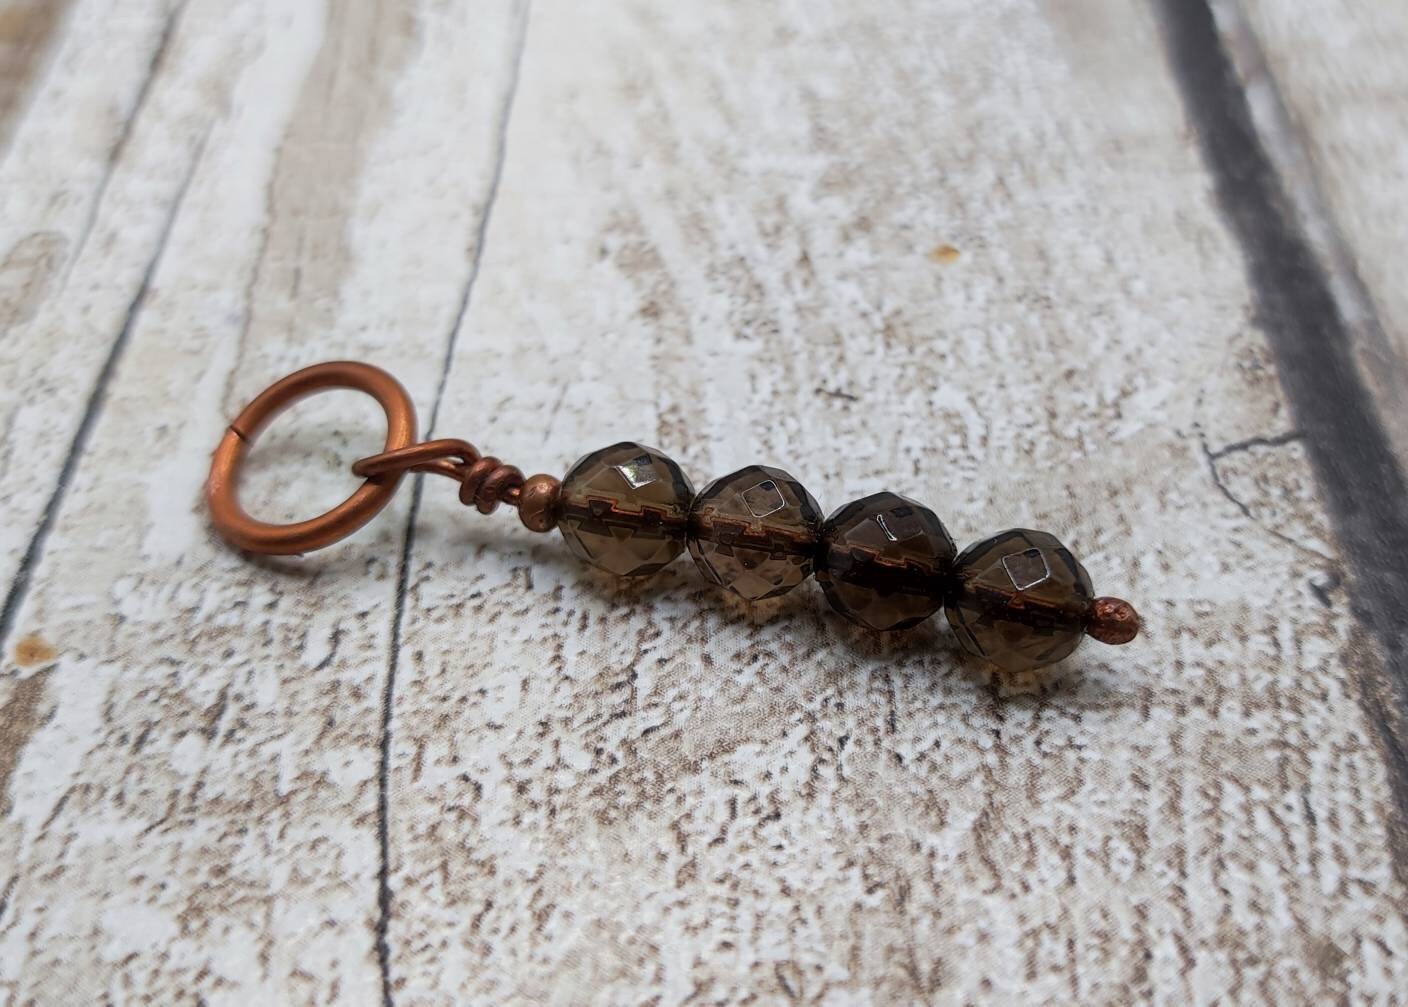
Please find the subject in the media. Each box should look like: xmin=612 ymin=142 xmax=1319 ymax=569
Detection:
xmin=1 ymin=0 xmax=1405 ymax=1002
xmin=0 ymin=0 xmax=75 ymax=152
xmin=382 ymin=0 xmax=1407 ymax=1002
xmin=1230 ymin=0 xmax=1408 ymax=467
xmin=0 ymin=0 xmax=183 ymax=607
xmin=0 ymin=1 xmax=521 ymax=1002
xmin=1174 ymin=0 xmax=1408 ymax=878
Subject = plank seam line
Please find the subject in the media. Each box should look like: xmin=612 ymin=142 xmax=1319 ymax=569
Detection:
xmin=61 ymin=0 xmax=190 ymax=293
xmin=1211 ymin=0 xmax=1406 ymax=402
xmin=1153 ymin=0 xmax=1408 ymax=879
xmin=374 ymin=4 xmax=532 ymax=1004
xmin=0 ymin=128 xmax=210 ymax=659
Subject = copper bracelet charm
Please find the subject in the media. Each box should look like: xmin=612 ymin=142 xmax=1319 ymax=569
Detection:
xmin=207 ymin=361 xmax=1140 ymax=672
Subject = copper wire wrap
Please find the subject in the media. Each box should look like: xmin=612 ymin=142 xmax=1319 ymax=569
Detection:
xmin=207 ymin=362 xmax=558 ymax=555
xmin=352 ymin=439 xmax=524 ymax=514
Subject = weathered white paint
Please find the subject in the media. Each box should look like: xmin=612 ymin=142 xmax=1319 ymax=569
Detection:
xmin=1226 ymin=0 xmax=1408 ymax=469
xmin=0 ymin=0 xmax=1404 ymax=1003
xmin=0 ymin=0 xmax=520 ymax=1002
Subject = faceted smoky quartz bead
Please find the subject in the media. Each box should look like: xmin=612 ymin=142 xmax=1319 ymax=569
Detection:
xmin=817 ymin=492 xmax=957 ymax=631
xmin=557 ymin=442 xmax=694 ymax=577
xmin=688 ymin=465 xmax=822 ymax=601
xmin=943 ymin=529 xmax=1094 ymax=672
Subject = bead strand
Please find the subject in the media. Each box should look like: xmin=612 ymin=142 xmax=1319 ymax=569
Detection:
xmin=520 ymin=440 xmax=1139 ymax=673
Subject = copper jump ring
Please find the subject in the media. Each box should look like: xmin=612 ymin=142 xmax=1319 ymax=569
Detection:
xmin=206 ymin=361 xmax=417 ymax=554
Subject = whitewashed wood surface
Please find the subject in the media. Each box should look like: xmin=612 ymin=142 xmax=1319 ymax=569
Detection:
xmin=2 ymin=0 xmax=1407 ymax=1003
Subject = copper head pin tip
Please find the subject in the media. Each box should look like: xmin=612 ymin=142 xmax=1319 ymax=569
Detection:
xmin=1087 ymin=597 xmax=1141 ymax=645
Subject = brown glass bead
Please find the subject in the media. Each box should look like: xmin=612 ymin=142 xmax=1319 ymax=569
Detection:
xmin=688 ymin=465 xmax=822 ymax=600
xmin=816 ymin=492 xmax=956 ymax=631
xmin=944 ymin=529 xmax=1094 ymax=672
xmin=557 ymin=442 xmax=694 ymax=577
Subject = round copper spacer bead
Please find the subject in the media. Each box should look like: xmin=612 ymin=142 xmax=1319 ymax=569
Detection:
xmin=517 ymin=473 xmax=562 ymax=533
xmin=1087 ymin=596 xmax=1140 ymax=645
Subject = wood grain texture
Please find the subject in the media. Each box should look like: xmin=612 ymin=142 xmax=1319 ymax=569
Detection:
xmin=0 ymin=0 xmax=520 ymax=1001
xmin=0 ymin=0 xmax=181 ymax=601
xmin=0 ymin=0 xmax=1405 ymax=1003
xmin=0 ymin=0 xmax=73 ymax=153
xmin=385 ymin=0 xmax=1407 ymax=1002
xmin=1232 ymin=0 xmax=1408 ymax=466
xmin=1187 ymin=0 xmax=1408 ymax=874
